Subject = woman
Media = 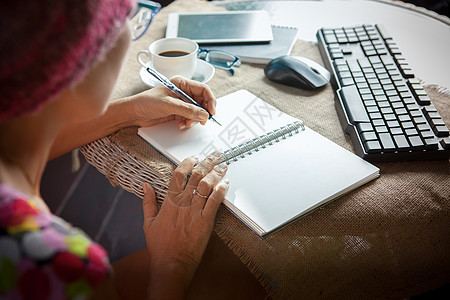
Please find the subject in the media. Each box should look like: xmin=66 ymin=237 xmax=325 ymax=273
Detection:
xmin=0 ymin=0 xmax=229 ymax=298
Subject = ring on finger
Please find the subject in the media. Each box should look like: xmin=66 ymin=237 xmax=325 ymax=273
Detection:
xmin=193 ymin=189 xmax=208 ymax=199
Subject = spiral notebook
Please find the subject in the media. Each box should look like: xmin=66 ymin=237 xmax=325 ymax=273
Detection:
xmin=138 ymin=90 xmax=380 ymax=237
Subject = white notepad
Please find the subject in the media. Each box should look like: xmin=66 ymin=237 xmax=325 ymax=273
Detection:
xmin=138 ymin=90 xmax=380 ymax=237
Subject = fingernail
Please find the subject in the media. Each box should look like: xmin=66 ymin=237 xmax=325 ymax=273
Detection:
xmin=179 ymin=123 xmax=186 ymax=130
xmin=217 ymin=178 xmax=230 ymax=191
xmin=208 ymin=103 xmax=215 ymax=115
xmin=143 ymin=182 xmax=148 ymax=193
xmin=211 ymin=151 xmax=221 ymax=158
xmin=214 ymin=163 xmax=228 ymax=172
xmin=198 ymin=110 xmax=209 ymax=120
xmin=192 ymin=155 xmax=199 ymax=162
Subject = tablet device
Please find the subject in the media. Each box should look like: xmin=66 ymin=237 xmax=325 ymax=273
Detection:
xmin=166 ymin=11 xmax=273 ymax=44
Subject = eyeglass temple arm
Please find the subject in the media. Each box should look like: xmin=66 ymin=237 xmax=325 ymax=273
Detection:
xmin=137 ymin=0 xmax=162 ymax=11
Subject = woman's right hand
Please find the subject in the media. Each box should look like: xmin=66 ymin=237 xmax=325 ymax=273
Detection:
xmin=125 ymin=76 xmax=217 ymax=130
xmin=141 ymin=152 xmax=229 ymax=299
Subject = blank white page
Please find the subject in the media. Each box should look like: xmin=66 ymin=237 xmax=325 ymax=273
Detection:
xmin=138 ymin=90 xmax=379 ymax=237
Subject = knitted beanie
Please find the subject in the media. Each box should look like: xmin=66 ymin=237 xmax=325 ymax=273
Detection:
xmin=0 ymin=0 xmax=135 ymax=121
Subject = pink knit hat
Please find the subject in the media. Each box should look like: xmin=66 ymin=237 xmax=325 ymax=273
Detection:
xmin=0 ymin=0 xmax=135 ymax=121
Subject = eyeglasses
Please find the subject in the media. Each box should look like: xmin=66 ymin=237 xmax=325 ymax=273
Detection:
xmin=130 ymin=0 xmax=161 ymax=41
xmin=197 ymin=49 xmax=241 ymax=76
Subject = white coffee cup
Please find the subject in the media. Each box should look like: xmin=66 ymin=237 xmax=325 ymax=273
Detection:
xmin=137 ymin=37 xmax=198 ymax=79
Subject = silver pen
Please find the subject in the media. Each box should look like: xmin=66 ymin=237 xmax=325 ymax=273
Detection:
xmin=145 ymin=67 xmax=222 ymax=126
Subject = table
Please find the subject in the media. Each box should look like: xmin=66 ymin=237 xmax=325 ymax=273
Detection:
xmin=81 ymin=0 xmax=450 ymax=298
xmin=216 ymin=0 xmax=450 ymax=90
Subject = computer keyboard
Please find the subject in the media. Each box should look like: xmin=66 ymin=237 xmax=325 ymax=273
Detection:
xmin=316 ymin=24 xmax=449 ymax=162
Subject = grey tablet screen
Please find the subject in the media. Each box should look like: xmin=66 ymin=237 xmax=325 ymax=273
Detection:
xmin=173 ymin=12 xmax=273 ymax=44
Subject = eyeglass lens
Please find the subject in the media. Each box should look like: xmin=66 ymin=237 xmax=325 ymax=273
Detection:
xmin=130 ymin=1 xmax=161 ymax=40
xmin=198 ymin=50 xmax=241 ymax=76
xmin=205 ymin=51 xmax=239 ymax=68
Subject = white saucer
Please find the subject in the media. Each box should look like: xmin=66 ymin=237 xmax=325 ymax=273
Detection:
xmin=139 ymin=59 xmax=215 ymax=87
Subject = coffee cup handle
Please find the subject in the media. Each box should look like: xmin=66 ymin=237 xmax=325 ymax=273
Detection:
xmin=137 ymin=50 xmax=150 ymax=68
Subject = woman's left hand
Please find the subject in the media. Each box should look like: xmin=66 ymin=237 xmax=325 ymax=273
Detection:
xmin=124 ymin=76 xmax=216 ymax=130
xmin=142 ymin=152 xmax=229 ymax=298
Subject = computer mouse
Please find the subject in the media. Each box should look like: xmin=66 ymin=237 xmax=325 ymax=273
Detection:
xmin=264 ymin=55 xmax=331 ymax=90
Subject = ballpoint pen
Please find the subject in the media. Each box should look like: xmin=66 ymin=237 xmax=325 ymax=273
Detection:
xmin=144 ymin=66 xmax=222 ymax=126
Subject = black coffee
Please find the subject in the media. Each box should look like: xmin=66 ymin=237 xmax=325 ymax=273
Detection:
xmin=159 ymin=50 xmax=189 ymax=57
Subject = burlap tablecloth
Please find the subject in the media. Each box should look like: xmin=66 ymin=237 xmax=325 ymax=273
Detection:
xmin=81 ymin=0 xmax=450 ymax=298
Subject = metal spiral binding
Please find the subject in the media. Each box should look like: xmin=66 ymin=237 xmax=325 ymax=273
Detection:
xmin=219 ymin=121 xmax=305 ymax=165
